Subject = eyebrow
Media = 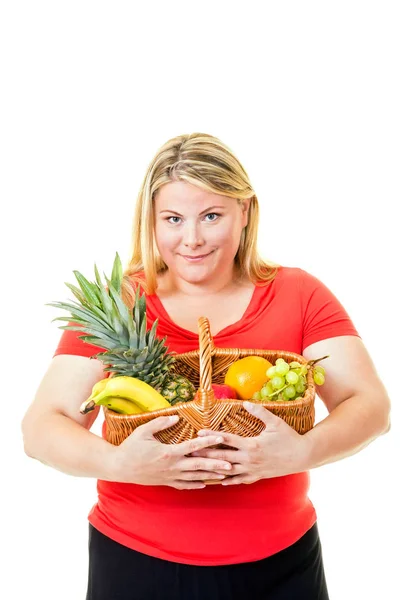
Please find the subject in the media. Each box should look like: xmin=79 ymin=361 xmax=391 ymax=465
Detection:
xmin=159 ymin=205 xmax=226 ymax=216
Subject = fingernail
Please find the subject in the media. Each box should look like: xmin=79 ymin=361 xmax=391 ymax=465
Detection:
xmin=224 ymin=464 xmax=232 ymax=470
xmin=216 ymin=436 xmax=224 ymax=443
xmin=169 ymin=416 xmax=179 ymax=422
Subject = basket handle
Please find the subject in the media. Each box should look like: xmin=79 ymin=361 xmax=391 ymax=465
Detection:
xmin=194 ymin=316 xmax=216 ymax=410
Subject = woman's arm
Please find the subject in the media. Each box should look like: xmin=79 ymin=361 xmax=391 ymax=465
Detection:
xmin=191 ymin=335 xmax=391 ymax=484
xmin=21 ymin=355 xmax=118 ymax=480
xmin=301 ymin=335 xmax=391 ymax=469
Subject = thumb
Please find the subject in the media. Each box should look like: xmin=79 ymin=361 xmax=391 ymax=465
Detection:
xmin=135 ymin=415 xmax=180 ymax=439
xmin=243 ymin=401 xmax=282 ymax=428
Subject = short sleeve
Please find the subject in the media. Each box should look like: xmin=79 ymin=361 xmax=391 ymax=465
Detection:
xmin=52 ymin=321 xmax=106 ymax=359
xmin=298 ymin=269 xmax=361 ymax=351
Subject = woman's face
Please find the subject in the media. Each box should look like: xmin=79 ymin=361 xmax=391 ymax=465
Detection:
xmin=154 ymin=181 xmax=250 ymax=286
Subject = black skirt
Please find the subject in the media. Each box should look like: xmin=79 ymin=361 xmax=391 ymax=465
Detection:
xmin=86 ymin=522 xmax=329 ymax=600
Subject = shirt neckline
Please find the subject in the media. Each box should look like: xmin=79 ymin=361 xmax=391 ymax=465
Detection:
xmin=150 ymin=284 xmax=261 ymax=339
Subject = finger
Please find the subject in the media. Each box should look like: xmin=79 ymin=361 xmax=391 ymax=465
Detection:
xmin=178 ymin=471 xmax=228 ymax=481
xmin=189 ymin=449 xmax=243 ymax=463
xmin=180 ymin=457 xmax=233 ymax=473
xmin=197 ymin=429 xmax=248 ymax=449
xmin=171 ymin=481 xmax=206 ymax=490
xmin=242 ymin=401 xmax=281 ymax=428
xmin=135 ymin=415 xmax=180 ymax=439
xmin=221 ymin=475 xmax=249 ymax=486
xmin=173 ymin=434 xmax=225 ymax=457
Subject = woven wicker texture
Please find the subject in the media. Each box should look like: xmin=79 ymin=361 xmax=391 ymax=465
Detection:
xmin=103 ymin=317 xmax=316 ymax=448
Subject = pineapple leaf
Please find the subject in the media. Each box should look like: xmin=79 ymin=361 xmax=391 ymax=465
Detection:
xmin=110 ymin=252 xmax=123 ymax=295
xmin=97 ymin=280 xmax=114 ymax=315
xmin=46 ymin=301 xmax=112 ymax=331
xmin=94 ymin=263 xmax=103 ymax=289
xmin=110 ymin=302 xmax=129 ymax=346
xmin=72 ymin=271 xmax=102 ymax=308
xmin=107 ymin=281 xmax=130 ymax=321
xmin=133 ymin=285 xmax=145 ymax=326
xmin=57 ymin=324 xmax=120 ymax=346
xmin=147 ymin=318 xmax=158 ymax=349
xmin=64 ymin=283 xmax=86 ymax=305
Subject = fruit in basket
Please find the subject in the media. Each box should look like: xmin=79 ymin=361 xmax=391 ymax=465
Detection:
xmin=211 ymin=384 xmax=237 ymax=399
xmin=94 ymin=396 xmax=144 ymax=414
xmin=193 ymin=383 xmax=238 ymax=402
xmin=91 ymin=376 xmax=171 ymax=412
xmin=80 ymin=377 xmax=111 ymax=413
xmin=252 ymin=356 xmax=328 ymax=402
xmin=160 ymin=375 xmax=196 ymax=405
xmin=224 ymin=356 xmax=273 ymax=400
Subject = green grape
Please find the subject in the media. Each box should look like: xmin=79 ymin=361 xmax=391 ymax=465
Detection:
xmin=252 ymin=391 xmax=262 ymax=400
xmin=275 ymin=362 xmax=290 ymax=376
xmin=283 ymin=385 xmax=296 ymax=399
xmin=265 ymin=382 xmax=275 ymax=396
xmin=314 ymin=372 xmax=325 ymax=386
xmin=267 ymin=366 xmax=276 ymax=378
xmin=295 ymin=380 xmax=306 ymax=394
xmin=286 ymin=371 xmax=299 ymax=385
xmin=260 ymin=386 xmax=270 ymax=399
xmin=289 ymin=361 xmax=301 ymax=368
xmin=275 ymin=358 xmax=286 ymax=365
xmin=314 ymin=366 xmax=326 ymax=376
xmin=271 ymin=376 xmax=285 ymax=390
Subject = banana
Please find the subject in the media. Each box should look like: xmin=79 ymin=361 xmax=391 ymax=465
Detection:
xmin=88 ymin=377 xmax=110 ymax=400
xmin=95 ymin=396 xmax=144 ymax=415
xmin=79 ymin=377 xmax=111 ymax=414
xmin=93 ymin=376 xmax=171 ymax=412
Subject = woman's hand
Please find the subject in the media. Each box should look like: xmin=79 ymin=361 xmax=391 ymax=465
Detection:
xmin=109 ymin=415 xmax=233 ymax=489
xmin=190 ymin=401 xmax=312 ymax=485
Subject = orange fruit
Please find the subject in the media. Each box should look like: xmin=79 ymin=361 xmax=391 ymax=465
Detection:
xmin=224 ymin=356 xmax=273 ymax=400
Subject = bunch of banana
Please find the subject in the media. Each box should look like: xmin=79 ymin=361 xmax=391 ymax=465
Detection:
xmin=80 ymin=376 xmax=171 ymax=415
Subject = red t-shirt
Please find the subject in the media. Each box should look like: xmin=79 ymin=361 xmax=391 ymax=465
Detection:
xmin=52 ymin=266 xmax=360 ymax=565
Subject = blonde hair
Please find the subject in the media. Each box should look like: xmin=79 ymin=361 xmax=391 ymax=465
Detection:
xmin=120 ymin=132 xmax=280 ymax=308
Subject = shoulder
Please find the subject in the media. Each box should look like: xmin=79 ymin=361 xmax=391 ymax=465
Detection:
xmin=255 ymin=265 xmax=304 ymax=289
xmin=270 ymin=265 xmax=323 ymax=288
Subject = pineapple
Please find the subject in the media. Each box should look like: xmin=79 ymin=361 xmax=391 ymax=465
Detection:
xmin=160 ymin=375 xmax=196 ymax=405
xmin=46 ymin=252 xmax=194 ymax=403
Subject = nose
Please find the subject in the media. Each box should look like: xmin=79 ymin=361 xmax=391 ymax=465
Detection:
xmin=182 ymin=222 xmax=205 ymax=249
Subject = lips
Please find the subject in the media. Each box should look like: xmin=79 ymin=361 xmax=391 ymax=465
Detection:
xmin=182 ymin=253 xmax=210 ymax=258
xmin=180 ymin=251 xmax=214 ymax=261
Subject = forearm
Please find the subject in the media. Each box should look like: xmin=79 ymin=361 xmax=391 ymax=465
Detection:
xmin=303 ymin=393 xmax=391 ymax=470
xmin=22 ymin=412 xmax=117 ymax=480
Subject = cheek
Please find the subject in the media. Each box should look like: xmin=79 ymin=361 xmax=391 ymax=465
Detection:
xmin=155 ymin=224 xmax=178 ymax=253
xmin=212 ymin=221 xmax=241 ymax=248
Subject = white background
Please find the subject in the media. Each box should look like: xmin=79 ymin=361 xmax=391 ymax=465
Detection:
xmin=1 ymin=1 xmax=399 ymax=598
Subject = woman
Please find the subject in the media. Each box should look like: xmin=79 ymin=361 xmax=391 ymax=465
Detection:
xmin=22 ymin=133 xmax=391 ymax=599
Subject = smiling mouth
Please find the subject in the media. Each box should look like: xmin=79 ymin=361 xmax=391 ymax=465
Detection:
xmin=180 ymin=251 xmax=214 ymax=261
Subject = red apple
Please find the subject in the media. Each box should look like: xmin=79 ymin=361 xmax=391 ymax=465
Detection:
xmin=211 ymin=383 xmax=237 ymax=399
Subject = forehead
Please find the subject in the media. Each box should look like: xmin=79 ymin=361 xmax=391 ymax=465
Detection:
xmin=155 ymin=181 xmax=233 ymax=210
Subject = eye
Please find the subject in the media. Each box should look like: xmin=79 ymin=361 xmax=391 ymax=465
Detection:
xmin=166 ymin=216 xmax=182 ymax=224
xmin=204 ymin=213 xmax=220 ymax=222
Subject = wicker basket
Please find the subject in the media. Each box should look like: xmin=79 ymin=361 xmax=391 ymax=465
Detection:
xmin=103 ymin=317 xmax=316 ymax=450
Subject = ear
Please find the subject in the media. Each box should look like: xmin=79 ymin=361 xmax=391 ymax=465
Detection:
xmin=240 ymin=198 xmax=251 ymax=227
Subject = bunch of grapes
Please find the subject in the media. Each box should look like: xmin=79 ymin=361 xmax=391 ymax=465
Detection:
xmin=251 ymin=358 xmax=326 ymax=402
